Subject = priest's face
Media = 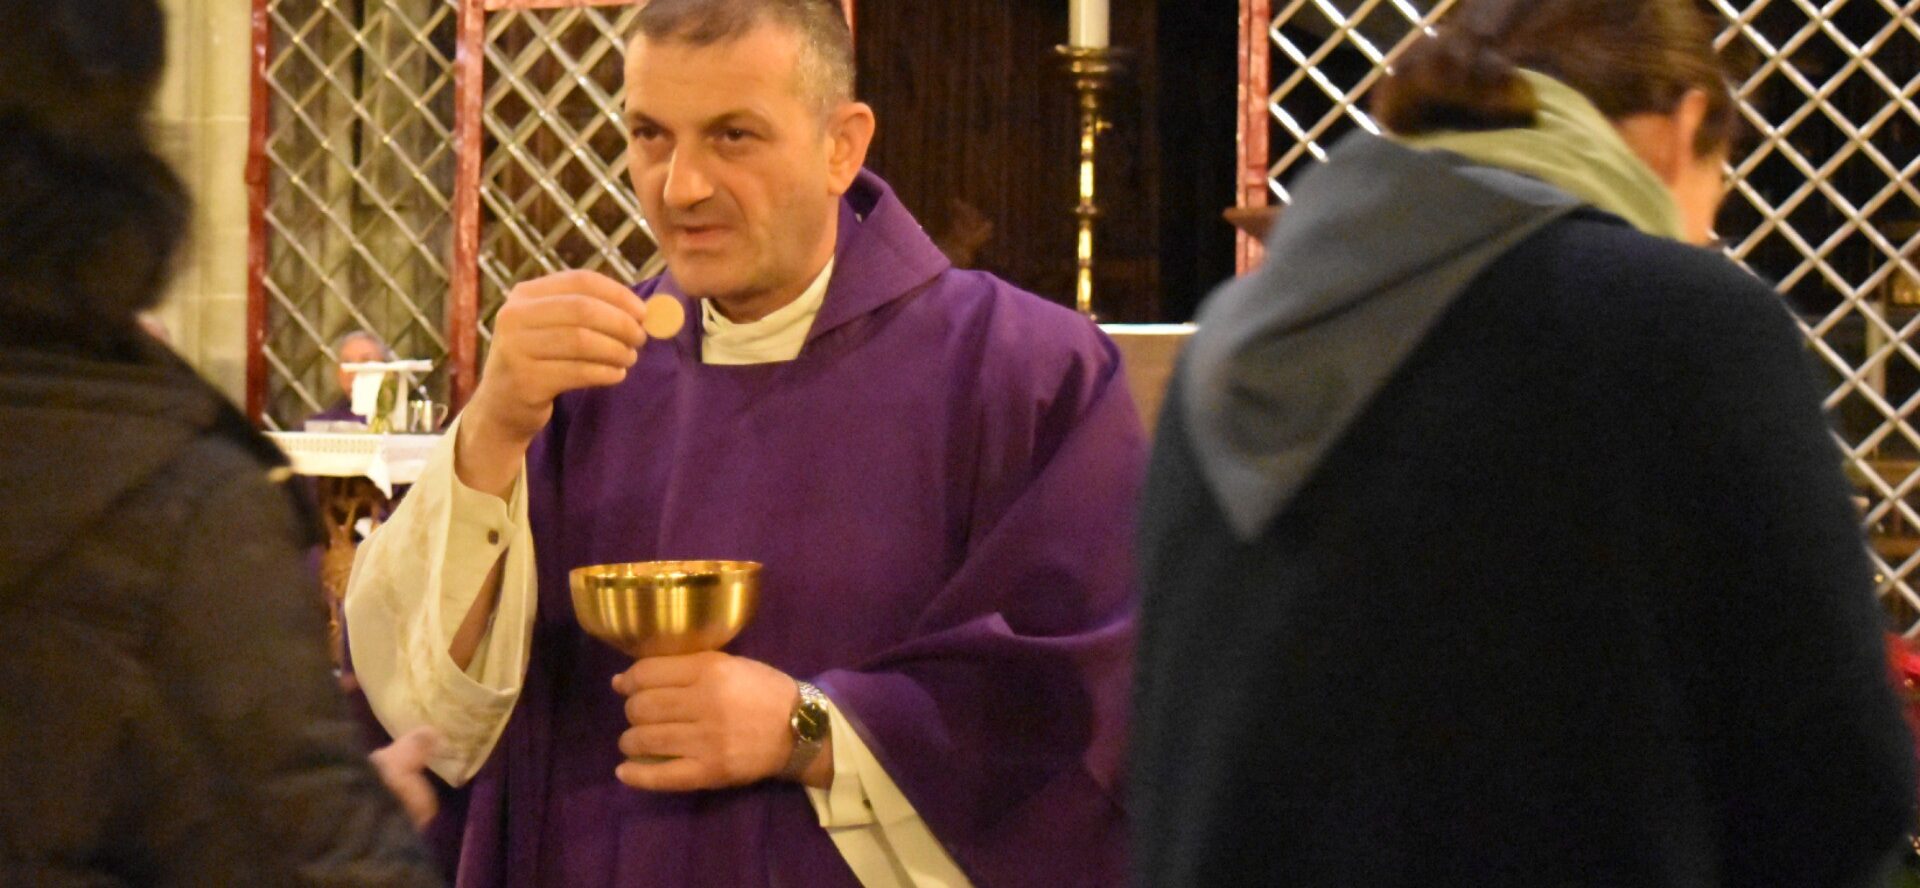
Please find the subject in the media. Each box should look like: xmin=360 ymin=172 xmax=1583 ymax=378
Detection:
xmin=624 ymin=25 xmax=869 ymax=320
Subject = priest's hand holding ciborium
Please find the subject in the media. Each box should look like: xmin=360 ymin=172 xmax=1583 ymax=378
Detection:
xmin=572 ymin=560 xmax=826 ymax=791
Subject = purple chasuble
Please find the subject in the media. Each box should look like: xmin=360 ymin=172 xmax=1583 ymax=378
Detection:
xmin=447 ymin=171 xmax=1145 ymax=887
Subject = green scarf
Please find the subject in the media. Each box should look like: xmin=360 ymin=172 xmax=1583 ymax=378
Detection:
xmin=1396 ymin=70 xmax=1685 ymax=240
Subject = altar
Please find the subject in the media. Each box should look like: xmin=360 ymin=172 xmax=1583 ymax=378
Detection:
xmin=1102 ymin=324 xmax=1194 ymax=432
xmin=267 ymin=431 xmax=441 ymax=666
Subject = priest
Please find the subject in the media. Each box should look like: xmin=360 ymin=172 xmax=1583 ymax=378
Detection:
xmin=344 ymin=1 xmax=1145 ymax=886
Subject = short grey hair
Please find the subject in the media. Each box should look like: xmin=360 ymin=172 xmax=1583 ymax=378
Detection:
xmin=331 ymin=330 xmax=393 ymax=361
xmin=635 ymin=0 xmax=855 ymax=116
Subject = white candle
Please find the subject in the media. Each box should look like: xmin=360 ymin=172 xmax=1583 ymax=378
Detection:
xmin=1069 ymin=0 xmax=1109 ymax=48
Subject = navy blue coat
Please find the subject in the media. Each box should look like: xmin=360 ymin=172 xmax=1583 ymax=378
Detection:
xmin=1134 ymin=211 xmax=1915 ymax=888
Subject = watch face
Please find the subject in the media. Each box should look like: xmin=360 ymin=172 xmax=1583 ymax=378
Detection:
xmin=794 ymin=701 xmax=829 ymax=744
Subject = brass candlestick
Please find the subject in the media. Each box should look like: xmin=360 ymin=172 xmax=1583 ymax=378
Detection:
xmin=1056 ymin=45 xmax=1121 ymax=320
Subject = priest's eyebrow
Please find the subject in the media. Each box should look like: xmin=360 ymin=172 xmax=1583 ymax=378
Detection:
xmin=625 ymin=109 xmax=776 ymax=137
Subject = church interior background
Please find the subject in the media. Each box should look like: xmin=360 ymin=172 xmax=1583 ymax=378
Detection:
xmin=150 ymin=0 xmax=1920 ymax=627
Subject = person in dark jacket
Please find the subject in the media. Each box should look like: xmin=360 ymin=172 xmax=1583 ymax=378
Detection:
xmin=1132 ymin=2 xmax=1917 ymax=886
xmin=0 ymin=1 xmax=443 ymax=884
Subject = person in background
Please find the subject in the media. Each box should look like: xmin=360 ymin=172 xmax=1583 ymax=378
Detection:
xmin=1132 ymin=1 xmax=1915 ymax=886
xmin=311 ymin=330 xmax=396 ymax=424
xmin=0 ymin=0 xmax=444 ymax=883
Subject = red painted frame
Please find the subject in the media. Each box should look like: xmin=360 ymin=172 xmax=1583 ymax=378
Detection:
xmin=245 ymin=0 xmax=273 ymax=421
xmin=1237 ymin=0 xmax=1270 ymax=275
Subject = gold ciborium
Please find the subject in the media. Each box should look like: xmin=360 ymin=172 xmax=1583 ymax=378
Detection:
xmin=569 ymin=560 xmax=761 ymax=659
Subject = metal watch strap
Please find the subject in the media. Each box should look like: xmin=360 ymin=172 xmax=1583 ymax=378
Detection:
xmin=782 ymin=681 xmax=829 ymax=780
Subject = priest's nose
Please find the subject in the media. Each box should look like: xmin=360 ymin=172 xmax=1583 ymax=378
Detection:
xmin=662 ymin=152 xmax=717 ymax=211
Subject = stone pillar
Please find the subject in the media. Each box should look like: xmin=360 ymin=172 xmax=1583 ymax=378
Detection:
xmin=152 ymin=0 xmax=253 ymax=403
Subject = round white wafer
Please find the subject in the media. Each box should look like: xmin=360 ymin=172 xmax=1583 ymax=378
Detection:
xmin=642 ymin=294 xmax=686 ymax=340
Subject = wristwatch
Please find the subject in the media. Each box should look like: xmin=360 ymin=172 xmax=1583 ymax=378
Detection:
xmin=783 ymin=680 xmax=830 ymax=780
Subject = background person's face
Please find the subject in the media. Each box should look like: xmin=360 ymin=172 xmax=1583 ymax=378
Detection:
xmin=1671 ymin=152 xmax=1730 ymax=248
xmin=624 ymin=25 xmax=839 ymax=312
xmin=1613 ymin=91 xmax=1728 ymax=248
xmin=336 ymin=337 xmax=385 ymax=396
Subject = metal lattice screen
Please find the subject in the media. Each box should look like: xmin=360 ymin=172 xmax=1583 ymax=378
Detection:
xmin=1720 ymin=1 xmax=1920 ymax=630
xmin=252 ymin=0 xmax=659 ymax=428
xmin=259 ymin=0 xmax=459 ymax=429
xmin=1246 ymin=0 xmax=1920 ymax=630
xmin=1259 ymin=1 xmax=1459 ymax=203
xmin=480 ymin=4 xmax=662 ymax=354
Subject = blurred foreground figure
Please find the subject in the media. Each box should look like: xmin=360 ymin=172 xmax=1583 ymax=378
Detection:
xmin=0 ymin=1 xmax=443 ymax=883
xmin=1132 ymin=1 xmax=1916 ymax=886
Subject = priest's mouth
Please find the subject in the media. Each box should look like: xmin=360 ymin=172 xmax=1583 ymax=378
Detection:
xmin=673 ymin=225 xmax=732 ymax=249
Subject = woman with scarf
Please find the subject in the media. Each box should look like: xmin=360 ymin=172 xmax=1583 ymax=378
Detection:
xmin=1131 ymin=1 xmax=1916 ymax=885
xmin=0 ymin=1 xmax=443 ymax=883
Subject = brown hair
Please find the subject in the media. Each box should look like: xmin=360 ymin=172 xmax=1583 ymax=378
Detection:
xmin=636 ymin=0 xmax=855 ymax=116
xmin=1372 ymin=0 xmax=1738 ymax=156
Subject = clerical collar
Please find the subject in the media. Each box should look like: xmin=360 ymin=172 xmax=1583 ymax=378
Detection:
xmin=700 ymin=259 xmax=835 ymax=366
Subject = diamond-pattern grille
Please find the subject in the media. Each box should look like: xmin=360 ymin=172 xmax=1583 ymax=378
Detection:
xmin=254 ymin=0 xmax=659 ymax=428
xmin=261 ymin=0 xmax=459 ymax=429
xmin=479 ymin=5 xmax=663 ymax=352
xmin=1262 ymin=0 xmax=1458 ymax=202
xmin=1253 ymin=0 xmax=1920 ymax=630
xmin=1711 ymin=0 xmax=1920 ymax=630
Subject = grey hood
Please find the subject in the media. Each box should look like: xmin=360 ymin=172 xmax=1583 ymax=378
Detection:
xmin=1181 ymin=132 xmax=1586 ymax=539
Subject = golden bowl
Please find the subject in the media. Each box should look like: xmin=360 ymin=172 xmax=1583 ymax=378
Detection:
xmin=569 ymin=560 xmax=761 ymax=659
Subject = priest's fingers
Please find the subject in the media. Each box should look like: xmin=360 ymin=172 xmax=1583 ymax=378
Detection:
xmin=509 ymin=269 xmax=648 ymax=325
xmin=614 ymin=652 xmax=715 ymax=693
xmin=616 ymin=756 xmax=716 ymax=794
xmin=618 ymin=723 xmax=701 ymax=759
xmin=515 ymin=326 xmax=640 ymax=369
xmin=516 ymin=360 xmax=631 ymax=396
xmin=623 ymin=687 xmax=699 ymax=726
xmin=514 ymin=292 xmax=646 ymax=349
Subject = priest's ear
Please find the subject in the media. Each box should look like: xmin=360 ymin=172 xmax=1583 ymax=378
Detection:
xmin=824 ymin=101 xmax=875 ymax=197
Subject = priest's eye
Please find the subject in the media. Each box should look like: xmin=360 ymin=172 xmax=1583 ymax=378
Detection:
xmin=720 ymin=128 xmax=753 ymax=144
xmin=631 ymin=123 xmax=665 ymax=142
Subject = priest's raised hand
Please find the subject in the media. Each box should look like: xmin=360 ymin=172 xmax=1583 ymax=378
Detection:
xmin=454 ymin=269 xmax=649 ymax=501
xmin=611 ymin=652 xmax=834 ymax=792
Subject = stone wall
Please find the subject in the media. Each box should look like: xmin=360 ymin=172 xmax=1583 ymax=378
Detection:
xmin=151 ymin=0 xmax=253 ymax=403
